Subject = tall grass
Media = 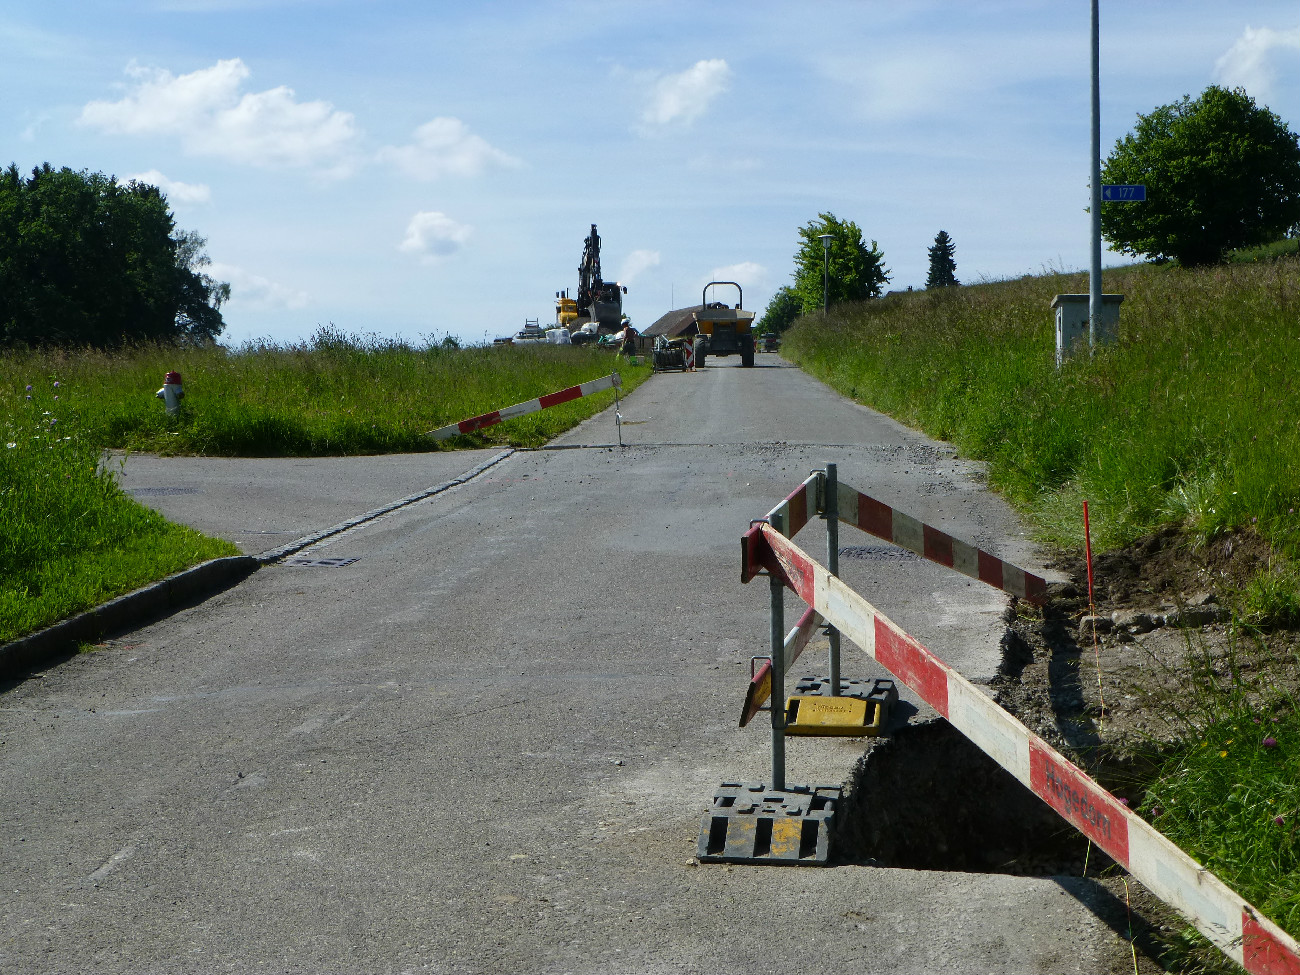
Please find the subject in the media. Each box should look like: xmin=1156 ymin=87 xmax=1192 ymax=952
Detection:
xmin=783 ymin=259 xmax=1300 ymax=558
xmin=0 ymin=377 xmax=237 ymax=643
xmin=1 ymin=331 xmax=649 ymax=643
xmin=1 ymin=327 xmax=650 ymax=456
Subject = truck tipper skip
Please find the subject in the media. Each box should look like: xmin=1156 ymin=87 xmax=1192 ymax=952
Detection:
xmin=692 ymin=281 xmax=754 ymax=368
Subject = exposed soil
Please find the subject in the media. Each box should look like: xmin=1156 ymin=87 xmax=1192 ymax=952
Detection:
xmin=833 ymin=525 xmax=1300 ymax=974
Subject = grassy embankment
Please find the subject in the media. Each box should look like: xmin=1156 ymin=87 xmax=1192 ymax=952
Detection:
xmin=783 ymin=257 xmax=1300 ymax=950
xmin=1 ymin=332 xmax=649 ymax=644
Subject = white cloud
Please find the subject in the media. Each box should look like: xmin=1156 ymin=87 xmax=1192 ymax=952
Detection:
xmin=641 ymin=59 xmax=731 ymax=127
xmin=399 ymin=211 xmax=473 ymax=264
xmin=1214 ymin=25 xmax=1300 ymax=106
xmin=823 ymin=49 xmax=966 ymax=122
xmin=79 ymin=59 xmax=360 ymax=176
xmin=120 ymin=169 xmax=211 ymax=205
xmin=618 ymin=249 xmax=660 ymax=285
xmin=708 ymin=262 xmax=766 ymax=292
xmin=378 ymin=117 xmax=521 ymax=180
xmin=207 ymin=262 xmax=309 ymax=310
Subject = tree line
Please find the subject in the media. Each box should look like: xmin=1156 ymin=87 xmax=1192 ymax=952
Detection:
xmin=760 ymin=84 xmax=1300 ymax=334
xmin=0 ymin=164 xmax=230 ymax=348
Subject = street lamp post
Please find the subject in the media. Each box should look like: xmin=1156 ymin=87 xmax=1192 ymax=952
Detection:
xmin=1089 ymin=0 xmax=1102 ymax=351
xmin=818 ymin=233 xmax=834 ymax=314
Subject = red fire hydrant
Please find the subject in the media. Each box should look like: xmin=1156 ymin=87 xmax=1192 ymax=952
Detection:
xmin=156 ymin=370 xmax=184 ymax=415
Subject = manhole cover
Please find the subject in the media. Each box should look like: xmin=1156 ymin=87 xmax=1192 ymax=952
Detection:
xmin=284 ymin=557 xmax=359 ymax=568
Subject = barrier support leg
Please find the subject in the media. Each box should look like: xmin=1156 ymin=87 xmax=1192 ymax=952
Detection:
xmin=825 ymin=463 xmax=841 ymax=696
xmin=769 ymin=574 xmax=786 ymax=791
xmin=769 ymin=509 xmax=787 ymax=792
xmin=614 ymin=383 xmax=623 ymax=448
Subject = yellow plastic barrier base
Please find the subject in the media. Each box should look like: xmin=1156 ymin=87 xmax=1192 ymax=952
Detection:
xmin=784 ymin=695 xmax=884 ymax=736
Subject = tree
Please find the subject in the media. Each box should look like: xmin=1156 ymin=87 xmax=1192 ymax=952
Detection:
xmin=792 ymin=212 xmax=889 ymax=314
xmin=0 ymin=164 xmax=230 ymax=347
xmin=1100 ymin=86 xmax=1300 ymax=266
xmin=757 ymin=285 xmax=802 ymax=335
xmin=925 ymin=230 xmax=959 ymax=288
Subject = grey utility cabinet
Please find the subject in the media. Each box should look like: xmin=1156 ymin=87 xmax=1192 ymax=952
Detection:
xmin=1051 ymin=293 xmax=1124 ymax=367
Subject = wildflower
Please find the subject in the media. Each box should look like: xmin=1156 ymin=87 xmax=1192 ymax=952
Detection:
xmin=5 ymin=442 xmax=15 ymax=449
xmin=1220 ymin=750 xmax=1229 ymax=758
xmin=1118 ymin=797 xmax=1129 ymax=806
xmin=53 ymin=395 xmax=58 ymax=400
xmin=25 ymin=395 xmax=31 ymax=401
xmin=25 ymin=384 xmax=32 ymax=391
xmin=1277 ymin=816 xmax=1286 ymax=826
xmin=52 ymin=381 xmax=59 ymax=388
xmin=1152 ymin=806 xmax=1164 ymax=817
xmin=1264 ymin=737 xmax=1278 ymax=748
xmin=1251 ymin=516 xmax=1257 ymax=524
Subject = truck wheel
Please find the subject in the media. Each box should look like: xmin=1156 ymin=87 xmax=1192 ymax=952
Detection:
xmin=741 ymin=337 xmax=755 ymax=368
xmin=694 ymin=338 xmax=707 ymax=369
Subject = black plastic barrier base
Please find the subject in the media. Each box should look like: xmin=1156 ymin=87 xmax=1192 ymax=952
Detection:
xmin=697 ymin=782 xmax=841 ymax=866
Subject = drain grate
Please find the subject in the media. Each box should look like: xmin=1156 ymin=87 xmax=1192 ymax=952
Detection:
xmin=128 ymin=486 xmax=200 ymax=496
xmin=284 ymin=556 xmax=358 ymax=568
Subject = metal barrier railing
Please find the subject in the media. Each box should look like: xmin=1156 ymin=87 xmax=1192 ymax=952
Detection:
xmin=700 ymin=463 xmax=1300 ymax=974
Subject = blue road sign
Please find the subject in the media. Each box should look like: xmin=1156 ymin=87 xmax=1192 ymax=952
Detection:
xmin=1102 ymin=184 xmax=1146 ymax=202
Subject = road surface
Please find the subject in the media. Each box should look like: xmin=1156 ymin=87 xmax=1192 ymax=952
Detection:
xmin=2 ymin=353 xmax=1139 ymax=974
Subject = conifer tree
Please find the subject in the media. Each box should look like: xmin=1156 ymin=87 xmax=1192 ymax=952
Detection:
xmin=925 ymin=230 xmax=959 ymax=289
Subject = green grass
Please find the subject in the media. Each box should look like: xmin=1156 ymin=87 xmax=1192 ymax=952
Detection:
xmin=1135 ymin=633 xmax=1300 ymax=971
xmin=783 ymin=259 xmax=1300 ymax=559
xmin=1 ymin=330 xmax=650 ymax=643
xmin=1146 ymin=708 xmax=1300 ymax=938
xmin=1228 ymin=238 xmax=1300 ymax=264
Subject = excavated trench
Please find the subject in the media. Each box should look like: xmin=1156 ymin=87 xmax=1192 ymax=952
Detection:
xmin=831 ymin=719 xmax=1114 ymax=875
xmin=828 ymin=617 xmax=1145 ymax=876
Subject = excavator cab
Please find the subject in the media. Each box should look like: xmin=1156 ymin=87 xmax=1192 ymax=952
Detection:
xmin=692 ymin=281 xmax=755 ymax=368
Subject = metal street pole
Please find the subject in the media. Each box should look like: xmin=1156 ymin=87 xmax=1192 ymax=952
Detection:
xmin=819 ymin=233 xmax=833 ymax=315
xmin=1089 ymin=0 xmax=1102 ymax=351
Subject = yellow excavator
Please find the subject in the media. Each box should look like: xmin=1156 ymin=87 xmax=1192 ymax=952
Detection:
xmin=555 ymin=224 xmax=625 ymax=343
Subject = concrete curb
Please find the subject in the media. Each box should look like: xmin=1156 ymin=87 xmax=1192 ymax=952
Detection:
xmin=254 ymin=448 xmax=515 ymax=564
xmin=0 ymin=556 xmax=258 ymax=681
xmin=1 ymin=449 xmax=517 ymax=682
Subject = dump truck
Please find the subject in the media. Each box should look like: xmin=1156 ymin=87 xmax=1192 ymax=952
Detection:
xmin=692 ymin=281 xmax=754 ymax=368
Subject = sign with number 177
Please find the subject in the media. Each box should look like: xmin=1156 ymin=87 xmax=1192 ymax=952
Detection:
xmin=1101 ymin=185 xmax=1146 ymax=202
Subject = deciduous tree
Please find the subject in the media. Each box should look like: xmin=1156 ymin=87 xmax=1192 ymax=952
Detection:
xmin=1100 ymin=86 xmax=1300 ymax=266
xmin=757 ymin=285 xmax=801 ymax=335
xmin=792 ymin=212 xmax=889 ymax=314
xmin=0 ymin=164 xmax=230 ymax=347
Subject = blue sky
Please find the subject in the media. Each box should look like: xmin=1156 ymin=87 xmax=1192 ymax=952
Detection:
xmin=5 ymin=1 xmax=1299 ymax=345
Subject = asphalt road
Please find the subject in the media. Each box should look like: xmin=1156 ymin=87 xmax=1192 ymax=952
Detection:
xmin=1 ymin=353 xmax=1136 ymax=974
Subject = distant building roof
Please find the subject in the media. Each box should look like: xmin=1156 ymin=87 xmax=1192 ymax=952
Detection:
xmin=643 ymin=305 xmax=704 ymax=339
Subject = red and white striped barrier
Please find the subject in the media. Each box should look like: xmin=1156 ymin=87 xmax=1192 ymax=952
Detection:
xmin=426 ymin=373 xmax=621 ymax=441
xmin=741 ymin=521 xmax=1300 ymax=973
xmin=757 ymin=474 xmax=1047 ymax=606
xmin=833 ymin=482 xmax=1048 ymax=605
